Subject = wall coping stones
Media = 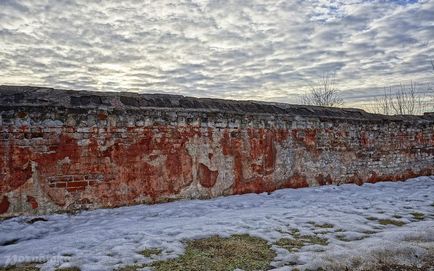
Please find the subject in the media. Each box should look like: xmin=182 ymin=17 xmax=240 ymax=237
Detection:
xmin=1 ymin=85 xmax=433 ymax=122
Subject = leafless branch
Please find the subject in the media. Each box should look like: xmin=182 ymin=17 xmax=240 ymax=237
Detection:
xmin=300 ymin=73 xmax=343 ymax=107
xmin=369 ymin=81 xmax=430 ymax=115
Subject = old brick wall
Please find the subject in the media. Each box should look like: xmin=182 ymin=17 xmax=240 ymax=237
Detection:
xmin=1 ymin=86 xmax=433 ymax=217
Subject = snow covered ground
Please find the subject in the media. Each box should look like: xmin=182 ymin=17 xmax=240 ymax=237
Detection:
xmin=1 ymin=176 xmax=433 ymax=271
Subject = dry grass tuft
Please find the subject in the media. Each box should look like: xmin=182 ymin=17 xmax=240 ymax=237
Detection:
xmin=308 ymin=222 xmax=334 ymax=229
xmin=276 ymin=229 xmax=328 ymax=252
xmin=378 ymin=219 xmax=405 ymax=226
xmin=0 ymin=264 xmax=80 ymax=271
xmin=150 ymin=234 xmax=276 ymax=271
xmin=410 ymin=212 xmax=425 ymax=220
xmin=0 ymin=264 xmax=40 ymax=271
xmin=142 ymin=248 xmax=162 ymax=258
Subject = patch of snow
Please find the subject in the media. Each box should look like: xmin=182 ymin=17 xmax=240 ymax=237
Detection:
xmin=0 ymin=176 xmax=433 ymax=270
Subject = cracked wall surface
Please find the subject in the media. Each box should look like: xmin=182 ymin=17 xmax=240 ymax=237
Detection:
xmin=1 ymin=85 xmax=433 ymax=217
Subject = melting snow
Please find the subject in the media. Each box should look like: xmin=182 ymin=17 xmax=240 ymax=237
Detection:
xmin=0 ymin=176 xmax=433 ymax=270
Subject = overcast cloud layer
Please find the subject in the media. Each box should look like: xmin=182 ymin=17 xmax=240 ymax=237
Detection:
xmin=0 ymin=0 xmax=433 ymax=107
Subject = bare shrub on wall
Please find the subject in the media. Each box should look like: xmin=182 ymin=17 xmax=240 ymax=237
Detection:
xmin=369 ymin=81 xmax=431 ymax=115
xmin=300 ymin=73 xmax=344 ymax=107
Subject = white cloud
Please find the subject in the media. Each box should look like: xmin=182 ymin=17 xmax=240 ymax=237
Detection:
xmin=0 ymin=0 xmax=433 ymax=106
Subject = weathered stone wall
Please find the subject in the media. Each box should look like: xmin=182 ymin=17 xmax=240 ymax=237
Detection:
xmin=1 ymin=86 xmax=433 ymax=217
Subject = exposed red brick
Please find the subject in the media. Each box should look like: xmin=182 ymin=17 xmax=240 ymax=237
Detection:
xmin=198 ymin=163 xmax=218 ymax=188
xmin=97 ymin=112 xmax=108 ymax=120
xmin=348 ymin=175 xmax=364 ymax=186
xmin=0 ymin=143 xmax=32 ymax=194
xmin=367 ymin=169 xmax=426 ymax=183
xmin=55 ymin=182 xmax=67 ymax=188
xmin=17 ymin=111 xmax=27 ymax=118
xmin=360 ymin=131 xmax=369 ymax=146
xmin=316 ymin=174 xmax=333 ymax=186
xmin=0 ymin=196 xmax=10 ymax=214
xmin=26 ymin=195 xmax=38 ymax=209
xmin=67 ymin=181 xmax=88 ymax=188
xmin=284 ymin=173 xmax=309 ymax=189
xmin=291 ymin=128 xmax=318 ymax=152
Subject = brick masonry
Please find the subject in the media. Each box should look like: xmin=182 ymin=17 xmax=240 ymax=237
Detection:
xmin=0 ymin=85 xmax=433 ymax=217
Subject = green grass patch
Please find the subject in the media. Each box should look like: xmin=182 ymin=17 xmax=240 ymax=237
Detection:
xmin=336 ymin=234 xmax=351 ymax=242
xmin=410 ymin=212 xmax=425 ymax=220
xmin=0 ymin=263 xmax=80 ymax=271
xmin=300 ymin=235 xmax=328 ymax=246
xmin=378 ymin=219 xmax=405 ymax=226
xmin=150 ymin=234 xmax=275 ymax=271
xmin=116 ymin=265 xmax=141 ymax=271
xmin=290 ymin=228 xmax=301 ymax=237
xmin=276 ymin=229 xmax=328 ymax=252
xmin=308 ymin=222 xmax=334 ymax=229
xmin=276 ymin=227 xmax=301 ymax=236
xmin=0 ymin=263 xmax=40 ymax=271
xmin=142 ymin=248 xmax=162 ymax=258
xmin=275 ymin=238 xmax=305 ymax=252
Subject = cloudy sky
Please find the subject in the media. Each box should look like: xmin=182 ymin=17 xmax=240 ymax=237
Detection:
xmin=0 ymin=0 xmax=433 ymax=108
